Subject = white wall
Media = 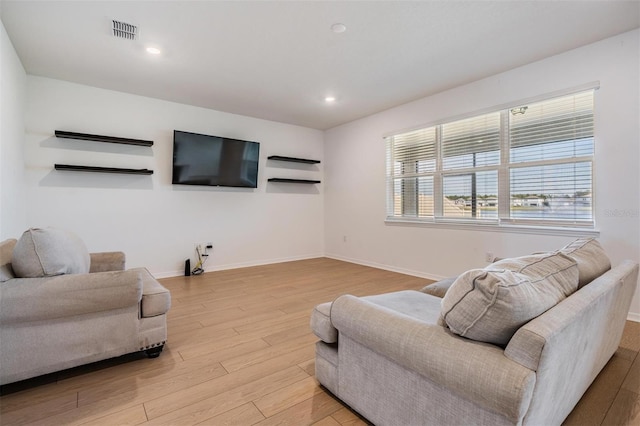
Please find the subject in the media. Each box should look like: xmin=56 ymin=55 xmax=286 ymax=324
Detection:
xmin=0 ymin=19 xmax=27 ymax=239
xmin=24 ymin=77 xmax=324 ymax=277
xmin=324 ymin=29 xmax=640 ymax=319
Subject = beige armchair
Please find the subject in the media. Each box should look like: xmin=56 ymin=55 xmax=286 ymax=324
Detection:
xmin=0 ymin=228 xmax=171 ymax=385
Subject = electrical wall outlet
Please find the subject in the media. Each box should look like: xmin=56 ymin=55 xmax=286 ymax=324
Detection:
xmin=194 ymin=243 xmax=212 ymax=256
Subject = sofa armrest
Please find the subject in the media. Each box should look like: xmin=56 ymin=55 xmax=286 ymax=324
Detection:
xmin=130 ymin=267 xmax=171 ymax=317
xmin=0 ymin=270 xmax=142 ymax=324
xmin=90 ymin=251 xmax=126 ymax=273
xmin=504 ymin=260 xmax=639 ymax=425
xmin=331 ymin=294 xmax=536 ymax=423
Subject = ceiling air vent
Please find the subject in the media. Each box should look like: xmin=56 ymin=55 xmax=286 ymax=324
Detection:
xmin=112 ymin=20 xmax=137 ymax=40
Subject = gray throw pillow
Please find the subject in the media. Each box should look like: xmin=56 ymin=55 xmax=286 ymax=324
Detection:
xmin=0 ymin=238 xmax=17 ymax=282
xmin=559 ymin=238 xmax=610 ymax=288
xmin=12 ymin=228 xmax=90 ymax=278
xmin=420 ymin=276 xmax=457 ymax=298
xmin=440 ymin=252 xmax=579 ymax=346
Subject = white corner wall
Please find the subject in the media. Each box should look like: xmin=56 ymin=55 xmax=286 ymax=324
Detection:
xmin=24 ymin=77 xmax=324 ymax=277
xmin=324 ymin=29 xmax=640 ymax=319
xmin=0 ymin=19 xmax=27 ymax=239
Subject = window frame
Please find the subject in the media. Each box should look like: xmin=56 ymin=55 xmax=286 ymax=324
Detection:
xmin=384 ymin=84 xmax=599 ymax=237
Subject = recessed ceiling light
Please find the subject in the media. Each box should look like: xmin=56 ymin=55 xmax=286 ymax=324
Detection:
xmin=146 ymin=47 xmax=161 ymax=55
xmin=331 ymin=23 xmax=347 ymax=34
xmin=324 ymin=96 xmax=336 ymax=103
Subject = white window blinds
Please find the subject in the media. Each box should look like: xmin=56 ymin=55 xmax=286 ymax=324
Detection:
xmin=507 ymin=91 xmax=594 ymax=225
xmin=385 ymin=88 xmax=596 ymax=229
xmin=442 ymin=113 xmax=500 ymax=170
xmin=386 ymin=127 xmax=436 ymax=218
xmin=510 ymin=91 xmax=594 ymax=155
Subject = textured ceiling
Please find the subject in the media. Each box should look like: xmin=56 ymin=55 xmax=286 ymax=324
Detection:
xmin=2 ymin=1 xmax=639 ymax=130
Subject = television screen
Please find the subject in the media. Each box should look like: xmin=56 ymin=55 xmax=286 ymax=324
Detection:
xmin=172 ymin=130 xmax=260 ymax=188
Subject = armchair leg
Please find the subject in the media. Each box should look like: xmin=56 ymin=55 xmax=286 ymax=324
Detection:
xmin=145 ymin=344 xmax=164 ymax=358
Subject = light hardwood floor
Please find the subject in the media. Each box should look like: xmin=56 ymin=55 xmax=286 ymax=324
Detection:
xmin=1 ymin=258 xmax=639 ymax=425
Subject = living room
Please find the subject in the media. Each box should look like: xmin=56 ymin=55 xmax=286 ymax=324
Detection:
xmin=1 ymin=1 xmax=639 ymax=425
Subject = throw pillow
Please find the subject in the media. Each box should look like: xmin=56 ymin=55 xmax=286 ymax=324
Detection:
xmin=559 ymin=237 xmax=610 ymax=288
xmin=420 ymin=276 xmax=457 ymax=298
xmin=0 ymin=263 xmax=15 ymax=282
xmin=0 ymin=238 xmax=17 ymax=282
xmin=440 ymin=252 xmax=579 ymax=346
xmin=12 ymin=228 xmax=90 ymax=278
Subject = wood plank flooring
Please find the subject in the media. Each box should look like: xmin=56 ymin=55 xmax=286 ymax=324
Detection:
xmin=0 ymin=257 xmax=639 ymax=425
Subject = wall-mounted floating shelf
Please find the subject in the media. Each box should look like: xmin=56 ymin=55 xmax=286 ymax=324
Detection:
xmin=267 ymin=178 xmax=320 ymax=184
xmin=267 ymin=155 xmax=320 ymax=164
xmin=55 ymin=130 xmax=154 ymax=147
xmin=53 ymin=130 xmax=153 ymax=176
xmin=55 ymin=164 xmax=153 ymax=175
xmin=267 ymin=154 xmax=320 ymax=184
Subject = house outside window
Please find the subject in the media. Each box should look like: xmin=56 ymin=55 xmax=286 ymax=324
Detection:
xmin=385 ymin=89 xmax=595 ymax=230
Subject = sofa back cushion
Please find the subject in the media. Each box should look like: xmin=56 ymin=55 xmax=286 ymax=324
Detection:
xmin=559 ymin=238 xmax=610 ymax=288
xmin=0 ymin=239 xmax=17 ymax=282
xmin=11 ymin=228 xmax=90 ymax=278
xmin=440 ymin=252 xmax=579 ymax=346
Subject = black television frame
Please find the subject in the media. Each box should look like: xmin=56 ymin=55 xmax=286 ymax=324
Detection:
xmin=171 ymin=130 xmax=260 ymax=188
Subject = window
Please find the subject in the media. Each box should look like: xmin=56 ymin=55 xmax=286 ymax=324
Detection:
xmin=385 ymin=89 xmax=595 ymax=229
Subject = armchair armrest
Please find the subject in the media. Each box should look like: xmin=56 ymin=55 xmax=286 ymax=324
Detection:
xmin=331 ymin=294 xmax=536 ymax=423
xmin=0 ymin=270 xmax=142 ymax=324
xmin=90 ymin=251 xmax=126 ymax=272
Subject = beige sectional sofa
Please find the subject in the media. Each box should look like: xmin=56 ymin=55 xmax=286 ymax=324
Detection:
xmin=311 ymin=238 xmax=638 ymax=425
xmin=0 ymin=228 xmax=171 ymax=385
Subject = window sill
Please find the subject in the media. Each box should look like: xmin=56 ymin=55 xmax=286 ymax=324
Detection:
xmin=384 ymin=217 xmax=600 ymax=237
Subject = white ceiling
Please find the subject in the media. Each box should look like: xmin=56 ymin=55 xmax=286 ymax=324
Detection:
xmin=1 ymin=1 xmax=639 ymax=130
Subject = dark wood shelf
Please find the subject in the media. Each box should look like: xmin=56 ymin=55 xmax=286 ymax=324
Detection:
xmin=268 ymin=178 xmax=320 ymax=184
xmin=55 ymin=164 xmax=153 ymax=175
xmin=55 ymin=130 xmax=154 ymax=147
xmin=267 ymin=155 xmax=320 ymax=164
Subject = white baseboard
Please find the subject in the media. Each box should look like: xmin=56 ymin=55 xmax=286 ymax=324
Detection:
xmin=627 ymin=312 xmax=640 ymax=323
xmin=152 ymin=253 xmax=324 ymax=279
xmin=153 ymin=270 xmax=185 ymax=279
xmin=324 ymin=253 xmax=445 ymax=282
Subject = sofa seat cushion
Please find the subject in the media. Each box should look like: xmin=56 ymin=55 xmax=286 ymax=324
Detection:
xmin=133 ymin=268 xmax=171 ymax=317
xmin=560 ymin=238 xmax=611 ymax=288
xmin=441 ymin=252 xmax=579 ymax=345
xmin=363 ymin=290 xmax=442 ymax=323
xmin=12 ymin=228 xmax=90 ymax=278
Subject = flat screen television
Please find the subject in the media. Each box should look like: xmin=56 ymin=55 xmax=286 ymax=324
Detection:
xmin=172 ymin=130 xmax=260 ymax=188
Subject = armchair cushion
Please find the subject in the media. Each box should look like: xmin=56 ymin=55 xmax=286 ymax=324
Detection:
xmin=441 ymin=252 xmax=579 ymax=345
xmin=12 ymin=228 xmax=90 ymax=278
